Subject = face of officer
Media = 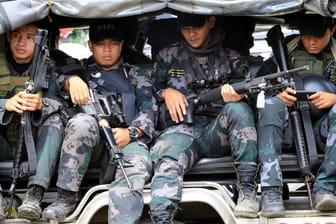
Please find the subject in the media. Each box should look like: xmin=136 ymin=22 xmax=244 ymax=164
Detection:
xmin=7 ymin=24 xmax=38 ymax=64
xmin=180 ymin=16 xmax=216 ymax=49
xmin=88 ymin=39 xmax=124 ymax=70
xmin=301 ymin=25 xmax=336 ymax=55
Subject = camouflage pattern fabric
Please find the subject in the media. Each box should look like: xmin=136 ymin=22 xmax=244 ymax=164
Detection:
xmin=55 ymin=113 xmax=99 ymax=192
xmin=149 ymin=125 xmax=200 ymax=211
xmin=55 ymin=61 xmax=156 ymax=223
xmin=108 ymin=141 xmax=151 ymax=223
xmin=0 ymin=55 xmax=66 ymax=191
xmin=150 ymin=24 xmax=258 ymax=211
xmin=28 ymin=113 xmax=64 ymax=189
xmin=257 ymin=43 xmax=336 ymax=190
xmin=258 ymin=97 xmax=287 ymax=187
xmin=313 ymin=104 xmax=336 ymax=192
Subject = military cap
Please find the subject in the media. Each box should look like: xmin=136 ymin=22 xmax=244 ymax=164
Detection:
xmin=299 ymin=13 xmax=334 ymax=38
xmin=177 ymin=13 xmax=207 ymax=28
xmin=89 ymin=19 xmax=124 ymax=43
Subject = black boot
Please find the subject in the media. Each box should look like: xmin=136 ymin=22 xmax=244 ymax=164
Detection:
xmin=149 ymin=206 xmax=178 ymax=224
xmin=18 ymin=185 xmax=45 ymax=220
xmin=261 ymin=186 xmax=285 ymax=217
xmin=42 ymin=188 xmax=77 ymax=222
xmin=233 ymin=162 xmax=260 ymax=218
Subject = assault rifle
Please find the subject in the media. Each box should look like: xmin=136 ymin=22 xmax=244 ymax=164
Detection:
xmin=8 ymin=28 xmax=49 ymax=217
xmin=267 ymin=24 xmax=316 ymax=209
xmin=79 ymin=87 xmax=133 ymax=191
xmin=185 ymin=65 xmax=308 ymax=124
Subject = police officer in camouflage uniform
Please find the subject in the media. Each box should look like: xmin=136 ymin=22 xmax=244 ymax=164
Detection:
xmin=15 ymin=19 xmax=89 ymax=220
xmin=0 ymin=22 xmax=68 ymax=220
xmin=149 ymin=13 xmax=259 ymax=222
xmin=41 ymin=19 xmax=156 ymax=223
xmin=257 ymin=13 xmax=336 ymax=217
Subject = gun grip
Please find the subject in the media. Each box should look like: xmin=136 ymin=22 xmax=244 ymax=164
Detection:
xmin=185 ymin=101 xmax=195 ymax=124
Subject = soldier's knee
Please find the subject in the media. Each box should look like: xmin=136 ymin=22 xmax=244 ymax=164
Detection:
xmin=225 ymin=101 xmax=252 ymax=113
xmin=258 ymin=97 xmax=286 ymax=128
xmin=67 ymin=113 xmax=98 ymax=133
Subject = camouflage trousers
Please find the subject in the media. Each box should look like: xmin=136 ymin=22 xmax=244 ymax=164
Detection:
xmin=149 ymin=124 xmax=200 ymax=211
xmin=55 ymin=113 xmax=99 ymax=192
xmin=149 ymin=102 xmax=257 ymax=211
xmin=195 ymin=102 xmax=258 ymax=162
xmin=313 ymin=104 xmax=336 ymax=192
xmin=55 ymin=113 xmax=152 ymax=223
xmin=108 ymin=141 xmax=151 ymax=224
xmin=0 ymin=113 xmax=64 ymax=190
xmin=258 ymin=97 xmax=336 ymax=191
xmin=29 ymin=113 xmax=65 ymax=189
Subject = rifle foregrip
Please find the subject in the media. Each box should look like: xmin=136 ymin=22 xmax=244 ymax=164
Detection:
xmin=290 ymin=111 xmax=311 ymax=177
xmin=232 ymin=82 xmax=250 ymax=94
xmin=197 ymin=86 xmax=222 ymax=105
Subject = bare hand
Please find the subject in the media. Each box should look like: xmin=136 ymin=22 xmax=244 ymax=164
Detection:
xmin=221 ymin=84 xmax=245 ymax=102
xmin=309 ymin=91 xmax=336 ymax=109
xmin=5 ymin=91 xmax=42 ymax=113
xmin=67 ymin=76 xmax=89 ymax=105
xmin=162 ymin=88 xmax=188 ymax=123
xmin=276 ymin=87 xmax=297 ymax=107
xmin=112 ymin=127 xmax=130 ymax=148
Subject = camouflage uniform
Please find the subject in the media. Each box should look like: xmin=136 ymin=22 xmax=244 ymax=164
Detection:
xmin=0 ymin=51 xmax=65 ymax=218
xmin=46 ymin=58 xmax=156 ymax=223
xmin=17 ymin=48 xmax=87 ymax=220
xmin=258 ymin=42 xmax=336 ymax=190
xmin=0 ymin=51 xmax=64 ymax=184
xmin=150 ymin=24 xmax=258 ymax=218
xmin=257 ymin=39 xmax=336 ymax=214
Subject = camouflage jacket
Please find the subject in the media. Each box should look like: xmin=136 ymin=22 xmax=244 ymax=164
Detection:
xmin=82 ymin=57 xmax=157 ymax=144
xmin=151 ymin=26 xmax=247 ymax=132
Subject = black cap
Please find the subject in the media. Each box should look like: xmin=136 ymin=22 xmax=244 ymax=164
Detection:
xmin=89 ymin=19 xmax=124 ymax=43
xmin=299 ymin=14 xmax=334 ymax=37
xmin=177 ymin=13 xmax=207 ymax=28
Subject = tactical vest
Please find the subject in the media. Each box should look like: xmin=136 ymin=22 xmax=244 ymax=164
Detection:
xmin=0 ymin=52 xmax=29 ymax=97
xmin=287 ymin=37 xmax=336 ymax=78
xmin=85 ymin=64 xmax=136 ymax=126
xmin=290 ymin=49 xmax=335 ymax=76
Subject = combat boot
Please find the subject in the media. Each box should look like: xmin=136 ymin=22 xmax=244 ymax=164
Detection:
xmin=313 ymin=187 xmax=336 ymax=211
xmin=233 ymin=162 xmax=260 ymax=218
xmin=260 ymin=186 xmax=285 ymax=217
xmin=42 ymin=188 xmax=77 ymax=221
xmin=18 ymin=185 xmax=45 ymax=220
xmin=149 ymin=205 xmax=178 ymax=224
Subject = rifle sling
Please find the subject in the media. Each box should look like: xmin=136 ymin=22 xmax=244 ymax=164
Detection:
xmin=293 ymin=74 xmax=319 ymax=171
xmin=23 ymin=111 xmax=37 ymax=176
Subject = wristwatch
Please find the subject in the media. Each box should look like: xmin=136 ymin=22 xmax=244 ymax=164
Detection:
xmin=128 ymin=126 xmax=139 ymax=141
